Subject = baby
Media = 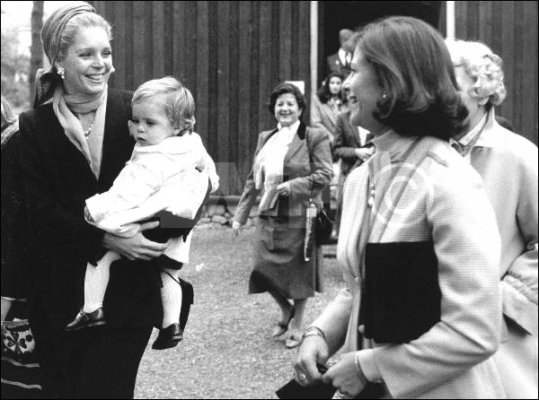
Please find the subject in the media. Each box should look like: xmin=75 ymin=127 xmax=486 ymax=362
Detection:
xmin=65 ymin=77 xmax=219 ymax=350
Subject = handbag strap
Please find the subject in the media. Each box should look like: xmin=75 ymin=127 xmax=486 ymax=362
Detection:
xmin=305 ymin=129 xmax=317 ymax=207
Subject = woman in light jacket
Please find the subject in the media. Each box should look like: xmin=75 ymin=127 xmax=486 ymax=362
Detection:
xmin=294 ymin=17 xmax=505 ymax=398
xmin=233 ymin=83 xmax=332 ymax=349
xmin=447 ymin=39 xmax=538 ymax=398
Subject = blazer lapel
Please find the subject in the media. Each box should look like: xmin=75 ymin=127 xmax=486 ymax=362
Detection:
xmin=284 ymin=122 xmax=307 ymax=164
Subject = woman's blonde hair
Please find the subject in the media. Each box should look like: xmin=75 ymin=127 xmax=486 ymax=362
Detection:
xmin=1 ymin=96 xmax=17 ymax=129
xmin=445 ymin=39 xmax=506 ymax=108
xmin=132 ymin=76 xmax=196 ymax=134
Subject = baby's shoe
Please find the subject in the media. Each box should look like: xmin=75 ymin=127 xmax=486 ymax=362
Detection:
xmin=65 ymin=307 xmax=106 ymax=331
xmin=152 ymin=323 xmax=183 ymax=350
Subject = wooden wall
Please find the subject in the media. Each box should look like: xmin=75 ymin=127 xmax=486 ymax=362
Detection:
xmin=93 ymin=1 xmax=538 ymax=196
xmin=455 ymin=1 xmax=538 ymax=145
xmin=95 ymin=1 xmax=312 ymax=195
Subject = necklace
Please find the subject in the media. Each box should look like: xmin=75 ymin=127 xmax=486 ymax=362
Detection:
xmin=77 ymin=113 xmax=95 ymax=139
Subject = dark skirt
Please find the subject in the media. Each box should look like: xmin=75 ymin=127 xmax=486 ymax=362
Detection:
xmin=249 ymin=216 xmax=322 ymax=299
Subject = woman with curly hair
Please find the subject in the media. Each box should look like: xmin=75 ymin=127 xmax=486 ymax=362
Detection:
xmin=447 ymin=39 xmax=538 ymax=399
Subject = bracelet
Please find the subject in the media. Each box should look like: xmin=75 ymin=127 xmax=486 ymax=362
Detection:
xmin=354 ymin=352 xmax=369 ymax=385
xmin=302 ymin=326 xmax=327 ymax=342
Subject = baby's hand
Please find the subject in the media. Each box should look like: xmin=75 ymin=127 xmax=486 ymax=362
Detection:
xmin=84 ymin=206 xmax=94 ymax=222
xmin=127 ymin=120 xmax=136 ymax=137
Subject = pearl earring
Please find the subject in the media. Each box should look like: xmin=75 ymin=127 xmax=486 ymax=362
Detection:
xmin=381 ymin=92 xmax=388 ymax=99
xmin=57 ymin=66 xmax=65 ymax=80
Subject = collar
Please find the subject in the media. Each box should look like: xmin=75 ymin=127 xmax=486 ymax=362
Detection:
xmin=371 ymin=129 xmax=417 ymax=162
xmin=277 ymin=120 xmax=300 ymax=132
xmin=474 ymin=108 xmax=503 ymax=148
xmin=451 ymin=108 xmax=500 ymax=149
xmin=134 ymin=135 xmax=196 ymax=155
xmin=338 ymin=48 xmax=349 ymax=64
xmin=276 ymin=120 xmax=302 ymax=142
xmin=453 ymin=112 xmax=487 ymax=146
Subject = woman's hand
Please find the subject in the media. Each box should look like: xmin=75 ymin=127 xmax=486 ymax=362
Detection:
xmin=294 ymin=335 xmax=329 ymax=386
xmin=276 ymin=182 xmax=291 ymax=197
xmin=102 ymin=220 xmax=168 ymax=261
xmin=354 ymin=148 xmax=372 ymax=162
xmin=231 ymin=220 xmax=242 ymax=236
xmin=321 ymin=352 xmax=367 ymax=398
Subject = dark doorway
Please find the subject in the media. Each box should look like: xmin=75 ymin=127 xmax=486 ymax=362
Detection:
xmin=318 ymin=1 xmax=444 ymax=85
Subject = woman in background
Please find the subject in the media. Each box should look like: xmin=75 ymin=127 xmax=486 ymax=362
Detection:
xmin=1 ymin=96 xmax=43 ymax=399
xmin=311 ymin=72 xmax=347 ymax=143
xmin=447 ymin=39 xmax=538 ymax=399
xmin=233 ymin=83 xmax=332 ymax=349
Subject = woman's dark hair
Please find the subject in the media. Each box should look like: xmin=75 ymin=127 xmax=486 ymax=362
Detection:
xmin=356 ymin=16 xmax=468 ymax=140
xmin=268 ymin=83 xmax=306 ymax=121
xmin=317 ymin=72 xmax=345 ymax=104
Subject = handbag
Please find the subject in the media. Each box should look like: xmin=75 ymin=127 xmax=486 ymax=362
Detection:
xmin=305 ymin=130 xmax=334 ymax=246
xmin=276 ymin=363 xmax=386 ymax=399
xmin=315 ymin=208 xmax=333 ymax=244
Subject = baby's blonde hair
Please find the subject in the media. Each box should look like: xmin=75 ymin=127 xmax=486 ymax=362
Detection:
xmin=445 ymin=39 xmax=506 ymax=108
xmin=132 ymin=76 xmax=196 ymax=134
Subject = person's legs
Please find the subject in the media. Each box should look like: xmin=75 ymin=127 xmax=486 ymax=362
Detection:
xmin=160 ymin=268 xmax=183 ymax=328
xmin=267 ymin=288 xmax=294 ymax=337
xmin=83 ymin=251 xmax=120 ymax=313
xmin=286 ymin=298 xmax=308 ymax=348
xmin=30 ymin=315 xmax=84 ymax=399
xmin=289 ymin=298 xmax=307 ymax=331
xmin=78 ymin=324 xmax=153 ymax=399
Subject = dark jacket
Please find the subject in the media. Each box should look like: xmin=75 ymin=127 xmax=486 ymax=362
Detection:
xmin=333 ymin=111 xmax=373 ymax=176
xmin=1 ymin=125 xmax=30 ymax=300
xmin=18 ymin=89 xmax=162 ymax=328
xmin=327 ymin=52 xmax=352 ymax=77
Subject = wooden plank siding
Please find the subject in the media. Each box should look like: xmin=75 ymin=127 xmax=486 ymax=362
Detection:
xmin=95 ymin=1 xmax=312 ymax=195
xmin=455 ymin=1 xmax=538 ymax=145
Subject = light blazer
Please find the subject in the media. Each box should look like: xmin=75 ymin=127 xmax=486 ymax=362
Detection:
xmin=466 ymin=109 xmax=538 ymax=398
xmin=313 ymin=132 xmax=505 ymax=398
xmin=234 ymin=123 xmax=332 ymax=224
xmin=18 ymin=89 xmax=163 ymax=328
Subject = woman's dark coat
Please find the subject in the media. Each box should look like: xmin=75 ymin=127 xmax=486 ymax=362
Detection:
xmin=18 ymin=89 xmax=162 ymax=329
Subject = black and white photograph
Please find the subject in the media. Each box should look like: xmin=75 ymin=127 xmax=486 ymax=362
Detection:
xmin=1 ymin=1 xmax=537 ymax=399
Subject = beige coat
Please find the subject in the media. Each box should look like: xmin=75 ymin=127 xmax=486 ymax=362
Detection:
xmin=463 ymin=110 xmax=538 ymax=398
xmin=313 ymin=132 xmax=505 ymax=398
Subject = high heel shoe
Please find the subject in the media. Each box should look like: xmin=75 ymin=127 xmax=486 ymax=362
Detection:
xmin=271 ymin=306 xmax=295 ymax=338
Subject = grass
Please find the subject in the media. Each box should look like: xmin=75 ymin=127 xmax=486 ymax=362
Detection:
xmin=135 ymin=225 xmax=343 ymax=399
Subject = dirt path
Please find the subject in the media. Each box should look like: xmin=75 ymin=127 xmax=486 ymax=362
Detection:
xmin=135 ymin=225 xmax=342 ymax=399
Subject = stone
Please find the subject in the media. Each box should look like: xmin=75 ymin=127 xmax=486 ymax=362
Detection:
xmin=207 ymin=204 xmax=227 ymax=217
xmin=211 ymin=215 xmax=229 ymax=225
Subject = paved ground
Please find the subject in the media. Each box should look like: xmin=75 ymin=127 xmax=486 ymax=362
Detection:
xmin=135 ymin=225 xmax=343 ymax=399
